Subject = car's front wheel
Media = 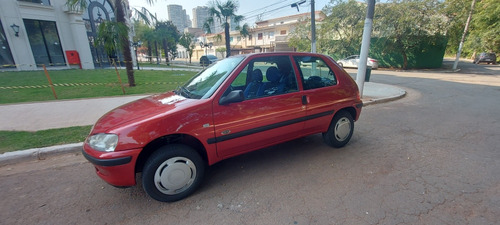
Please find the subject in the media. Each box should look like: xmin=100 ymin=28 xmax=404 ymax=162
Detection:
xmin=322 ymin=111 xmax=354 ymax=148
xmin=142 ymin=144 xmax=205 ymax=202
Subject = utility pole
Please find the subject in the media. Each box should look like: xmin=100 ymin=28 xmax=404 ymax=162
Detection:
xmin=311 ymin=0 xmax=316 ymax=53
xmin=453 ymin=0 xmax=476 ymax=70
xmin=355 ymin=0 xmax=375 ymax=96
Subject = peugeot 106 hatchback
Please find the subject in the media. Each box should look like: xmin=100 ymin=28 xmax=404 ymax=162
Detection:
xmin=83 ymin=52 xmax=363 ymax=202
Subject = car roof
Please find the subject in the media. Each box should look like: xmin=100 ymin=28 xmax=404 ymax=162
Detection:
xmin=229 ymin=52 xmax=330 ymax=60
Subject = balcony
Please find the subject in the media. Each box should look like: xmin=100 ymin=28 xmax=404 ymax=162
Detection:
xmin=275 ymin=35 xmax=288 ymax=43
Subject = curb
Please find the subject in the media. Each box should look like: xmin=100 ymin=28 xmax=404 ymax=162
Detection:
xmin=0 ymin=143 xmax=82 ymax=167
xmin=362 ymin=89 xmax=407 ymax=106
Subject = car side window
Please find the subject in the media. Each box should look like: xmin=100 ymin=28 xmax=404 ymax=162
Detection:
xmin=228 ymin=56 xmax=299 ymax=100
xmin=293 ymin=56 xmax=337 ymax=90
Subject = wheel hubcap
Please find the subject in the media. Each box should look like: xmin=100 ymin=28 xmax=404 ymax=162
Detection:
xmin=334 ymin=117 xmax=351 ymax=142
xmin=154 ymin=157 xmax=196 ymax=195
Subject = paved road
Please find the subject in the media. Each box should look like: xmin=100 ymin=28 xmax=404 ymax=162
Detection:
xmin=0 ymin=62 xmax=498 ymax=224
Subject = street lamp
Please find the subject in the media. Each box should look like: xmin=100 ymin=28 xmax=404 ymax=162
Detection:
xmin=199 ymin=42 xmax=213 ymax=56
xmin=132 ymin=41 xmax=142 ymax=70
xmin=10 ymin=24 xmax=20 ymax=37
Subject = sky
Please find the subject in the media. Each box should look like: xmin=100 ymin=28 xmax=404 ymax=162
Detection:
xmin=128 ymin=0 xmax=332 ymax=26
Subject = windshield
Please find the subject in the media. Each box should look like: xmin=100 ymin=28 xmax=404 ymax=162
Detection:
xmin=178 ymin=56 xmax=244 ymax=99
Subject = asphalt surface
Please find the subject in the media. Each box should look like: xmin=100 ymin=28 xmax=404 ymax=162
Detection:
xmin=0 ymin=60 xmax=498 ymax=224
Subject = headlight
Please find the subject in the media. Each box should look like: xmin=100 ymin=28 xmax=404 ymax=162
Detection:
xmin=87 ymin=134 xmax=118 ymax=152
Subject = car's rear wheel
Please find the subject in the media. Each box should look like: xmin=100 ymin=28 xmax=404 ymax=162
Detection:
xmin=323 ymin=111 xmax=354 ymax=148
xmin=142 ymin=144 xmax=205 ymax=202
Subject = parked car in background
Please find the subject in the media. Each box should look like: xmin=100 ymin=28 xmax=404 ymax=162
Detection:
xmin=337 ymin=55 xmax=379 ymax=69
xmin=473 ymin=53 xmax=497 ymax=64
xmin=83 ymin=52 xmax=363 ymax=202
xmin=200 ymin=54 xmax=218 ymax=66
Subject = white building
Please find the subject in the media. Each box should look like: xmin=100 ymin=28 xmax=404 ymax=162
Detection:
xmin=0 ymin=0 xmax=135 ymax=71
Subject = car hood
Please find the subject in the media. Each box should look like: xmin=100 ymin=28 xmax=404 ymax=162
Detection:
xmin=91 ymin=92 xmax=192 ymax=133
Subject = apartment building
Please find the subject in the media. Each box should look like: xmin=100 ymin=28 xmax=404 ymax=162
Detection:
xmin=190 ymin=11 xmax=325 ymax=61
xmin=167 ymin=4 xmax=191 ymax=32
xmin=192 ymin=6 xmax=209 ymax=29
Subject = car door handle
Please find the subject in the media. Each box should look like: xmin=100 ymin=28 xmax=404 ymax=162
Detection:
xmin=302 ymin=95 xmax=309 ymax=105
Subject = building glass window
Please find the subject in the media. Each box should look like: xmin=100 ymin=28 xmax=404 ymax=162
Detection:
xmin=258 ymin=33 xmax=263 ymax=40
xmin=23 ymin=19 xmax=65 ymax=66
xmin=280 ymin=30 xmax=287 ymax=35
xmin=249 ymin=35 xmax=252 ymax=40
xmin=18 ymin=0 xmax=51 ymax=6
xmin=0 ymin=21 xmax=16 ymax=68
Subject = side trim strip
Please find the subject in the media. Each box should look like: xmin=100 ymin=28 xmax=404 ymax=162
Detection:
xmin=82 ymin=150 xmax=132 ymax=167
xmin=207 ymin=110 xmax=334 ymax=144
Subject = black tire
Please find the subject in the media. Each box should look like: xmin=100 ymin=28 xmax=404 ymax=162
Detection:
xmin=142 ymin=144 xmax=205 ymax=202
xmin=322 ymin=111 xmax=354 ymax=148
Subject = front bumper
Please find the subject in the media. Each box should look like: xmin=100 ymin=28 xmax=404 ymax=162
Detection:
xmin=82 ymin=144 xmax=142 ymax=187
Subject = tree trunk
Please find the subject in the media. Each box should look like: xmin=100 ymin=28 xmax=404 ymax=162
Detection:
xmin=147 ymin=42 xmax=152 ymax=63
xmin=154 ymin=41 xmax=159 ymax=64
xmin=114 ymin=0 xmax=135 ymax=87
xmin=225 ymin=22 xmax=231 ymax=57
xmin=402 ymin=50 xmax=408 ymax=70
xmin=163 ymin=39 xmax=169 ymax=63
xmin=396 ymin=38 xmax=408 ymax=70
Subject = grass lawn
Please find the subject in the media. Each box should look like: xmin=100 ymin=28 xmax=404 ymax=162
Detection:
xmin=0 ymin=68 xmax=198 ymax=104
xmin=0 ymin=126 xmax=91 ymax=154
xmin=0 ymin=68 xmax=198 ymax=152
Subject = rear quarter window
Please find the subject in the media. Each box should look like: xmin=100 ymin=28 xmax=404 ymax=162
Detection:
xmin=294 ymin=56 xmax=337 ymax=90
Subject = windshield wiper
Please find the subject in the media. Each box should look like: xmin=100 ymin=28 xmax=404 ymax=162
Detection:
xmin=176 ymin=86 xmax=191 ymax=98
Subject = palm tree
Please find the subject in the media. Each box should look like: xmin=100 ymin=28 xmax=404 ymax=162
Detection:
xmin=204 ymin=0 xmax=244 ymax=57
xmin=95 ymin=21 xmax=128 ymax=63
xmin=66 ymin=0 xmax=158 ymax=87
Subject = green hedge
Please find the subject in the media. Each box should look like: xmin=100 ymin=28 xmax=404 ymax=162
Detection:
xmin=370 ymin=35 xmax=448 ymax=69
xmin=327 ymin=35 xmax=448 ymax=69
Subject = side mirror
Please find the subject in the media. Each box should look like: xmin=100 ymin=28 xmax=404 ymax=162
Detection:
xmin=219 ymin=90 xmax=244 ymax=105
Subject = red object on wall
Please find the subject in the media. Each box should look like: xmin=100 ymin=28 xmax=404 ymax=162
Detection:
xmin=65 ymin=50 xmax=81 ymax=69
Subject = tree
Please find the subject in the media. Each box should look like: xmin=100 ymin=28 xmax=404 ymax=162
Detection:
xmin=204 ymin=0 xmax=244 ymax=57
xmin=95 ymin=21 xmax=129 ymax=63
xmin=66 ymin=0 xmax=158 ymax=87
xmin=179 ymin=32 xmax=196 ymax=63
xmin=373 ymin=0 xmax=447 ymax=69
xmin=236 ymin=23 xmax=250 ymax=39
xmin=155 ymin=21 xmax=180 ymax=64
xmin=320 ymin=0 xmax=365 ymax=58
xmin=443 ymin=0 xmax=499 ymax=57
xmin=468 ymin=0 xmax=500 ymax=53
xmin=215 ymin=47 xmax=226 ymax=58
xmin=288 ymin=18 xmax=312 ymax=52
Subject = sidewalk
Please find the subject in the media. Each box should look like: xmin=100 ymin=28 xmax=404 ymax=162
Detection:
xmin=0 ymin=82 xmax=405 ymax=165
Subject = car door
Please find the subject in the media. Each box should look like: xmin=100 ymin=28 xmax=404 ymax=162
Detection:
xmin=211 ymin=55 xmax=306 ymax=159
xmin=293 ymin=55 xmax=342 ymax=133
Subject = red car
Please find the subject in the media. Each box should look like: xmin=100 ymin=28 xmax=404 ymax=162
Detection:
xmin=83 ymin=52 xmax=363 ymax=202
